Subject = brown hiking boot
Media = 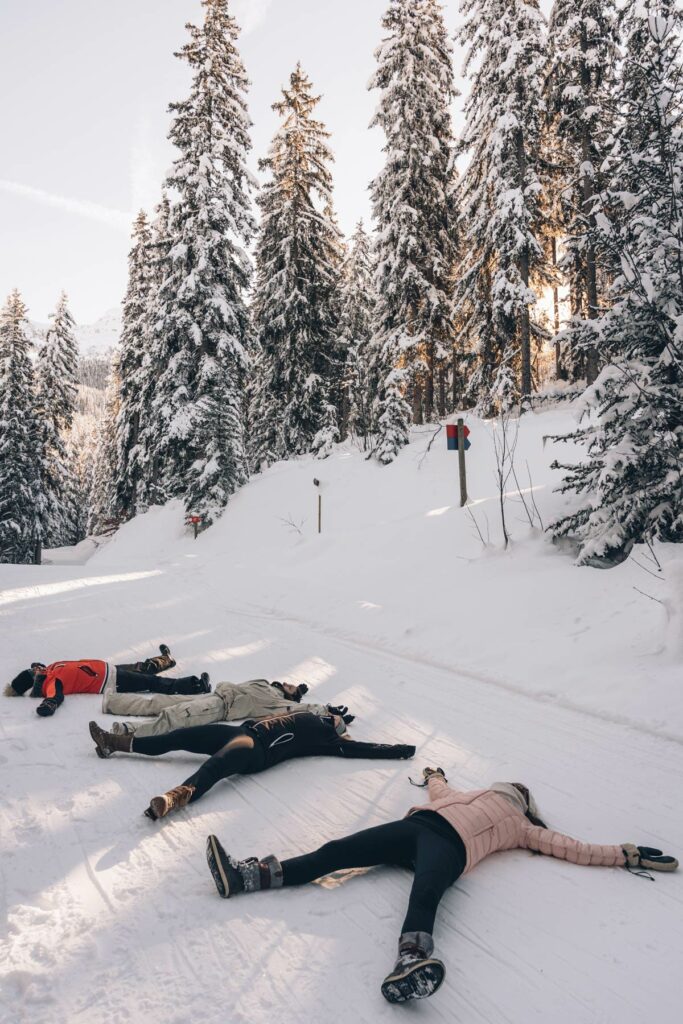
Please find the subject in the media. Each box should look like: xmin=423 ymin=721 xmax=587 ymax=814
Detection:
xmin=140 ymin=644 xmax=176 ymax=675
xmin=89 ymin=720 xmax=133 ymax=758
xmin=145 ymin=784 xmax=195 ymax=821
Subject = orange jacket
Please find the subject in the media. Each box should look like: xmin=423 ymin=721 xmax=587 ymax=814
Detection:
xmin=37 ymin=660 xmax=110 ymax=698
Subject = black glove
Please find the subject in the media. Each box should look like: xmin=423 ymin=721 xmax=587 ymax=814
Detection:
xmin=36 ymin=680 xmax=64 ymax=717
xmin=623 ymin=844 xmax=678 ymax=873
xmin=423 ymin=766 xmax=447 ymax=782
xmin=328 ymin=705 xmax=356 ymax=725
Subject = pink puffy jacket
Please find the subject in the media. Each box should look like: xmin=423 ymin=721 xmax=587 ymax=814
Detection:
xmin=408 ymin=775 xmax=626 ymax=874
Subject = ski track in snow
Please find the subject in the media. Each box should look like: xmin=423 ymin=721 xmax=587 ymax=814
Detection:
xmin=1 ymin=563 xmax=682 ymax=1024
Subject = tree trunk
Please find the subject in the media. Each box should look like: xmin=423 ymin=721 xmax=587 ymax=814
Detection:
xmin=551 ymin=236 xmax=563 ymax=379
xmin=515 ymin=116 xmax=532 ymax=401
xmin=424 ymin=344 xmax=435 ymax=422
xmin=580 ymin=29 xmax=599 ymax=384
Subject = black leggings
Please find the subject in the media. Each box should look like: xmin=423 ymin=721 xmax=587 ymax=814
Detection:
xmin=131 ymin=723 xmax=267 ymax=802
xmin=115 ymin=667 xmax=201 ymax=695
xmin=282 ymin=816 xmax=466 ymax=935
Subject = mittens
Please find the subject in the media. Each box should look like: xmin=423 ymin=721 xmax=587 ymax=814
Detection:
xmin=623 ymin=843 xmax=678 ymax=873
xmin=36 ymin=679 xmax=64 ymax=717
xmin=423 ymin=766 xmax=447 ymax=782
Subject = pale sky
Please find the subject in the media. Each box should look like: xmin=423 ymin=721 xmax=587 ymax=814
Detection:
xmin=0 ymin=0 xmax=470 ymax=324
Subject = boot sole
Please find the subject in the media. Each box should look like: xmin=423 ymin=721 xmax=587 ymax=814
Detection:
xmin=89 ymin=720 xmax=111 ymax=759
xmin=381 ymin=959 xmax=445 ymax=1003
xmin=206 ymin=835 xmax=231 ymax=898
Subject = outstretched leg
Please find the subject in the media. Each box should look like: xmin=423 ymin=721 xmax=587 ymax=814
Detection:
xmin=205 ymin=818 xmax=417 ymax=901
xmin=142 ymin=730 xmax=266 ymax=820
xmin=381 ymin=828 xmax=465 ymax=1005
xmin=115 ymin=667 xmax=209 ymax=696
xmin=116 ymin=644 xmax=176 ymax=676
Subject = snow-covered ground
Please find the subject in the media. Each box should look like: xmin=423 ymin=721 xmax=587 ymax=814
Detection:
xmin=2 ymin=407 xmax=682 ymax=1024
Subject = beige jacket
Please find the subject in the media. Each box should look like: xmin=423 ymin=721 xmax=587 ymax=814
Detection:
xmin=409 ymin=776 xmax=626 ymax=873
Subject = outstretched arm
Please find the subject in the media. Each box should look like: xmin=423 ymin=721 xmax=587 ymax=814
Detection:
xmin=323 ymin=738 xmax=416 ymax=760
xmin=522 ymin=823 xmax=625 ymax=867
xmin=37 ymin=679 xmax=64 ymax=717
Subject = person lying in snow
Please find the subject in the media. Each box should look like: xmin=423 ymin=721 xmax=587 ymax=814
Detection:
xmin=101 ymin=678 xmax=353 ymax=738
xmin=5 ymin=645 xmax=210 ymax=716
xmin=88 ymin=711 xmax=415 ymax=820
xmin=204 ymin=770 xmax=679 ymax=1006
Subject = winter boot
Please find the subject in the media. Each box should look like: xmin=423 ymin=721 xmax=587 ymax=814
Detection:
xmin=206 ymin=834 xmax=283 ymax=898
xmin=380 ymin=932 xmax=445 ymax=1004
xmin=190 ymin=673 xmax=211 ymax=694
xmin=138 ymin=644 xmax=176 ymax=675
xmin=89 ymin=720 xmax=133 ymax=758
xmin=145 ymin=784 xmax=195 ymax=821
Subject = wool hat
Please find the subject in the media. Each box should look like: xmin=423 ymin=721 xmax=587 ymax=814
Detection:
xmin=5 ymin=669 xmax=34 ymax=697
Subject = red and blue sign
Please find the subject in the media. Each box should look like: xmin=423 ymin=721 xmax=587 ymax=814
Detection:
xmin=446 ymin=423 xmax=471 ymax=451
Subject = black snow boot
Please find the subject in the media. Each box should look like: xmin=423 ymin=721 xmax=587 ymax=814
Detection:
xmin=89 ymin=720 xmax=133 ymax=758
xmin=206 ymin=834 xmax=283 ymax=899
xmin=381 ymin=932 xmax=445 ymax=1004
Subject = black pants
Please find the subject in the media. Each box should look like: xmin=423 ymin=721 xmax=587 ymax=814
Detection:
xmin=131 ymin=723 xmax=267 ymax=801
xmin=115 ymin=667 xmax=201 ymax=696
xmin=281 ymin=815 xmax=466 ymax=935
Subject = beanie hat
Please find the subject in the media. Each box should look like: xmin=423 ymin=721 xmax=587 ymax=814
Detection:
xmin=5 ymin=669 xmax=34 ymax=697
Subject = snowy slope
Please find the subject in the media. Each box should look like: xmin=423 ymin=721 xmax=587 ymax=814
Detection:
xmin=1 ymin=407 xmax=682 ymax=1024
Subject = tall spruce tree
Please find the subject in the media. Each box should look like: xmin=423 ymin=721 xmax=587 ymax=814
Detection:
xmin=88 ymin=364 xmax=120 ymax=535
xmin=455 ymin=0 xmax=548 ymax=410
xmin=338 ymin=221 xmax=376 ymax=446
xmin=149 ymin=0 xmax=255 ymax=521
xmin=136 ymin=194 xmax=172 ymax=507
xmin=250 ymin=64 xmax=341 ymax=467
xmin=546 ymin=0 xmax=619 ymax=384
xmin=0 ymin=290 xmax=41 ymax=563
xmin=551 ymin=0 xmax=683 ymax=562
xmin=35 ymin=292 xmax=80 ymax=546
xmin=369 ymin=0 xmax=457 ymax=464
xmin=115 ymin=211 xmax=153 ymax=517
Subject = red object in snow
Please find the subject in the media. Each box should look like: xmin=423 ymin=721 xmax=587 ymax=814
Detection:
xmin=187 ymin=515 xmax=203 ymax=524
xmin=446 ymin=423 xmax=470 ymax=439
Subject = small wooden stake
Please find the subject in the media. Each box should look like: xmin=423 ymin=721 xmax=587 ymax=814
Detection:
xmin=457 ymin=417 xmax=468 ymax=507
xmin=318 ymin=493 xmax=322 ymax=534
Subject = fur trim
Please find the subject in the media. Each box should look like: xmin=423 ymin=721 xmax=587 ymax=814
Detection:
xmin=4 ymin=683 xmax=22 ymax=697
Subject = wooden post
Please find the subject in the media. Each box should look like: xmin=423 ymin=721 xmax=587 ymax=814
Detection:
xmin=193 ymin=521 xmax=199 ymax=540
xmin=318 ymin=494 xmax=322 ymax=534
xmin=34 ymin=540 xmax=42 ymax=565
xmin=457 ymin=417 xmax=468 ymax=507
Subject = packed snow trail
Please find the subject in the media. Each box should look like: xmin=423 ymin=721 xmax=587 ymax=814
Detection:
xmin=1 ymin=563 xmax=682 ymax=1024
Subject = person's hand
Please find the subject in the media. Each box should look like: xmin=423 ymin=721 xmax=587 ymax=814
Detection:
xmin=623 ymin=843 xmax=678 ymax=872
xmin=422 ymin=766 xmax=447 ymax=782
xmin=328 ymin=704 xmax=355 ymax=724
xmin=36 ymin=679 xmax=63 ymax=717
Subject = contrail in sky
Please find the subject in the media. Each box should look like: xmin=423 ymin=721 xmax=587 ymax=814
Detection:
xmin=0 ymin=179 xmax=131 ymax=231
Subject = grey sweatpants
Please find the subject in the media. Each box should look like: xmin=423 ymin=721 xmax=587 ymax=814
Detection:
xmin=102 ymin=691 xmax=225 ymax=738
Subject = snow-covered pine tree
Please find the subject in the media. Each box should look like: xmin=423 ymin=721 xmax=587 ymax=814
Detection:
xmin=87 ymin=363 xmax=120 ymax=536
xmin=34 ymin=292 xmax=80 ymax=546
xmin=150 ymin=0 xmax=255 ymax=522
xmin=135 ymin=193 xmax=172 ymax=507
xmin=250 ymin=64 xmax=341 ymax=468
xmin=115 ymin=210 xmax=153 ymax=517
xmin=369 ymin=0 xmax=456 ymax=461
xmin=545 ymin=0 xmax=619 ymax=384
xmin=338 ymin=221 xmax=376 ymax=447
xmin=454 ymin=0 xmax=548 ymax=410
xmin=551 ymin=0 xmax=683 ymax=562
xmin=0 ymin=290 xmax=41 ymax=563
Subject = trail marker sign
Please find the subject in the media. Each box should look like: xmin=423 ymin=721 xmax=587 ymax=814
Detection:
xmin=446 ymin=418 xmax=471 ymax=506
